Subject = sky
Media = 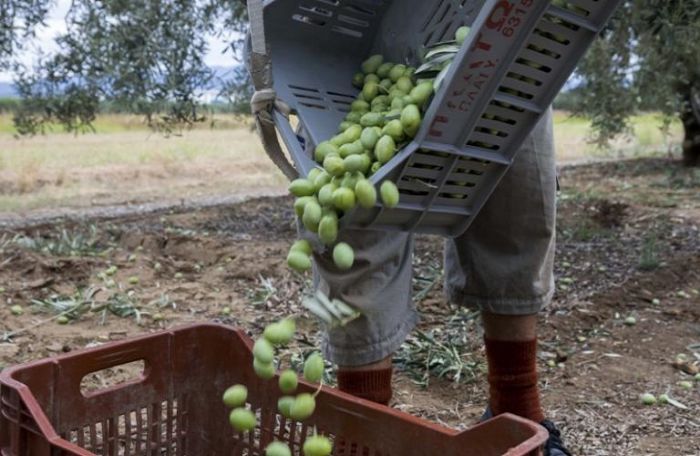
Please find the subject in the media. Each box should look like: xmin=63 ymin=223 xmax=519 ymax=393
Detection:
xmin=0 ymin=0 xmax=236 ymax=83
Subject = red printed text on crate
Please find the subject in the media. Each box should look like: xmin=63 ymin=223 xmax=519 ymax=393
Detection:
xmin=428 ymin=0 xmax=537 ymax=141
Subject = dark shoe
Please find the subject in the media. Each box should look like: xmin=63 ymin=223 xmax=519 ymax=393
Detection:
xmin=481 ymin=408 xmax=572 ymax=456
xmin=539 ymin=419 xmax=572 ymax=456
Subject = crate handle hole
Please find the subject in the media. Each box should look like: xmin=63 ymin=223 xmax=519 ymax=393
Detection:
xmin=80 ymin=359 xmax=147 ymax=397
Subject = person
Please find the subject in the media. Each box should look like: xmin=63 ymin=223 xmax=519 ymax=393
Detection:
xmin=311 ymin=108 xmax=571 ymax=456
xmin=242 ymin=5 xmax=570 ymax=453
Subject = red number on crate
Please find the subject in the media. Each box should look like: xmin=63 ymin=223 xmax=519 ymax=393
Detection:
xmin=486 ymin=1 xmax=514 ymax=32
xmin=487 ymin=0 xmax=537 ymax=38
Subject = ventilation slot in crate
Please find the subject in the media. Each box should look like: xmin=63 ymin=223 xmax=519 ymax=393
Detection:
xmin=337 ymin=14 xmax=370 ymax=28
xmin=551 ymin=0 xmax=594 ymax=18
xmin=292 ymin=14 xmax=327 ymax=27
xmin=397 ymin=151 xmax=454 ymax=204
xmin=475 ymin=116 xmax=517 ymax=140
xmin=343 ymin=3 xmax=377 ymax=17
xmin=434 ymin=157 xmax=491 ymax=205
xmin=289 ymin=85 xmax=328 ymax=111
xmin=497 ymin=84 xmax=535 ymax=101
xmin=334 ymin=440 xmax=379 ymax=456
xmin=293 ymin=1 xmax=378 ymax=39
xmin=487 ymin=99 xmax=527 ymax=116
xmin=332 ymin=25 xmax=364 ymax=38
xmin=505 ymin=71 xmax=543 ymax=88
xmin=496 ymin=7 xmax=591 ymax=111
xmin=420 ymin=0 xmax=480 ymax=47
xmin=61 ymin=396 xmax=186 ymax=455
xmin=327 ymin=91 xmax=356 ymax=112
xmin=299 ymin=4 xmax=333 ymax=18
xmin=466 ymin=139 xmax=499 ymax=152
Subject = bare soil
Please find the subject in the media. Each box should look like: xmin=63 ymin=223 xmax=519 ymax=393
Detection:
xmin=0 ymin=157 xmax=698 ymax=455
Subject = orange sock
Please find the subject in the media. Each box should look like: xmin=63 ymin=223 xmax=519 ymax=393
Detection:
xmin=337 ymin=367 xmax=393 ymax=405
xmin=484 ymin=338 xmax=544 ymax=423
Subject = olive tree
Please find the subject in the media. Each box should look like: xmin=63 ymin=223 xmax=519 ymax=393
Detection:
xmin=1 ymin=0 xmax=52 ymax=69
xmin=4 ymin=0 xmax=248 ymax=134
xmin=574 ymin=0 xmax=700 ymax=167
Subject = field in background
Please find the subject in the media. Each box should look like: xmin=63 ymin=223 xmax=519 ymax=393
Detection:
xmin=0 ymin=114 xmax=286 ymax=213
xmin=0 ymin=112 xmax=683 ymax=213
xmin=552 ymin=111 xmax=681 ymax=161
xmin=0 ymin=113 xmax=252 ymax=134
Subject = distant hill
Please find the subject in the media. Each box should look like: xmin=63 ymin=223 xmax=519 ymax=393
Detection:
xmin=0 ymin=81 xmax=17 ymax=98
xmin=0 ymin=66 xmax=238 ymax=101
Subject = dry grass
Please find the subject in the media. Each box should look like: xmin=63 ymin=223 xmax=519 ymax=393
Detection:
xmin=552 ymin=111 xmax=683 ymax=161
xmin=0 ymin=126 xmax=286 ymax=212
xmin=0 ymin=112 xmax=684 ymax=213
xmin=15 ymin=159 xmax=41 ymax=194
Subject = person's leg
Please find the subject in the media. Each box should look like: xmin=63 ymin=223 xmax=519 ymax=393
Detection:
xmin=482 ymin=312 xmax=543 ymax=422
xmin=445 ymin=107 xmax=557 ymax=424
xmin=335 ymin=355 xmax=393 ymax=405
xmin=313 ymin=228 xmax=417 ymax=405
xmin=290 ymin=105 xmax=413 ymax=404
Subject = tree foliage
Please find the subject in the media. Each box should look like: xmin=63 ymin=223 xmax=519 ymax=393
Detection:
xmin=575 ymin=0 xmax=700 ymax=165
xmin=3 ymin=1 xmax=699 ymax=165
xmin=7 ymin=0 xmax=248 ymax=134
xmin=0 ymin=0 xmax=52 ymax=70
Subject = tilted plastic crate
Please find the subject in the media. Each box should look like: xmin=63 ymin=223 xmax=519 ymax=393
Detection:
xmin=259 ymin=0 xmax=622 ymax=236
xmin=0 ymin=323 xmax=548 ymax=455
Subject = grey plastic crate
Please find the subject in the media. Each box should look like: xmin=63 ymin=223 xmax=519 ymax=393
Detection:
xmin=264 ymin=0 xmax=622 ymax=237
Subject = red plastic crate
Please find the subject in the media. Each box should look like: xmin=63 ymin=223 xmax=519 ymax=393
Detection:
xmin=0 ymin=323 xmax=547 ymax=455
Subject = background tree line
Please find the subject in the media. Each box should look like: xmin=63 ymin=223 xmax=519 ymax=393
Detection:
xmin=1 ymin=0 xmax=698 ymax=165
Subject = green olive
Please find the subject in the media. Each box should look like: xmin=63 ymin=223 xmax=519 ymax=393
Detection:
xmin=291 ymin=239 xmax=313 ymax=256
xmin=290 ymin=393 xmax=316 ymax=421
xmin=222 ymin=384 xmax=248 ymax=408
xmin=279 ymin=370 xmax=299 ymax=394
xmin=253 ymin=338 xmax=275 ymax=364
xmin=333 ymin=243 xmax=355 ymax=270
xmin=264 ymin=319 xmax=296 ymax=346
xmin=380 ymin=181 xmax=400 ymax=208
xmin=229 ymin=408 xmax=256 ymax=432
xmin=303 ymin=353 xmax=325 ymax=383
xmin=253 ymin=358 xmax=275 ymax=380
xmin=266 ymin=441 xmax=292 ymax=456
xmin=303 ymin=435 xmax=333 ymax=456
xmin=277 ymin=396 xmax=295 ymax=418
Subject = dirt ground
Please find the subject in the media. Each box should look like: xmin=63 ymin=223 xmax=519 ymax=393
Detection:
xmin=0 ymin=157 xmax=698 ymax=455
